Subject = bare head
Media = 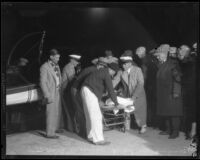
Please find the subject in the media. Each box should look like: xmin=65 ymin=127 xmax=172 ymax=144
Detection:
xmin=136 ymin=46 xmax=146 ymax=58
xmin=49 ymin=49 xmax=60 ymax=64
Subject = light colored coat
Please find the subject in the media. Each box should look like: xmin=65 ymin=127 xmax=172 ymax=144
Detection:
xmin=113 ymin=65 xmax=147 ymax=126
xmin=40 ymin=61 xmax=62 ymax=136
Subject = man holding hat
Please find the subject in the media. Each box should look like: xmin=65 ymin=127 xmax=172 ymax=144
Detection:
xmin=61 ymin=53 xmax=81 ymax=132
xmin=113 ymin=50 xmax=147 ymax=134
xmin=156 ymin=44 xmax=183 ymax=139
xmin=80 ymin=61 xmax=120 ymax=145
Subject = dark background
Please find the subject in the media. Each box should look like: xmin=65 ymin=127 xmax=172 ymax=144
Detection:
xmin=2 ymin=2 xmax=199 ymax=78
xmin=2 ymin=2 xmax=199 ymax=136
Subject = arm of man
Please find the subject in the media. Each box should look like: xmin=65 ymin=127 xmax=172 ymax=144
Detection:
xmin=132 ymin=67 xmax=144 ymax=100
xmin=61 ymin=66 xmax=70 ymax=91
xmin=104 ymin=69 xmax=119 ymax=106
xmin=40 ymin=65 xmax=53 ymax=103
xmin=112 ymin=70 xmax=122 ymax=88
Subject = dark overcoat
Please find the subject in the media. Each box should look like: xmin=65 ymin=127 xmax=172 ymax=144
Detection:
xmin=156 ymin=59 xmax=183 ymax=116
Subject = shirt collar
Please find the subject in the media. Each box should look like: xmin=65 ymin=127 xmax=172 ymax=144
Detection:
xmin=127 ymin=67 xmax=131 ymax=74
xmin=49 ymin=60 xmax=58 ymax=67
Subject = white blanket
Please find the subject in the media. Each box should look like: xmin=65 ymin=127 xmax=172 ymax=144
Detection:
xmin=105 ymin=96 xmax=135 ymax=113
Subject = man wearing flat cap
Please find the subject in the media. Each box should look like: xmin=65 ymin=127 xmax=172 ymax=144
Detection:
xmin=80 ymin=61 xmax=120 ymax=145
xmin=113 ymin=50 xmax=147 ymax=134
xmin=71 ymin=57 xmax=109 ymax=138
xmin=61 ymin=53 xmax=81 ymax=132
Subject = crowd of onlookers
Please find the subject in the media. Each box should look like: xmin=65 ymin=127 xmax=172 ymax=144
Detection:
xmin=38 ymin=42 xmax=197 ymax=146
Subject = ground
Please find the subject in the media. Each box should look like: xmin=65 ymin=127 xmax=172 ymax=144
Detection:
xmin=5 ymin=127 xmax=195 ymax=157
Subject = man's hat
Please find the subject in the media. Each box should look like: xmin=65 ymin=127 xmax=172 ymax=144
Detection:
xmin=136 ymin=46 xmax=146 ymax=53
xmin=120 ymin=50 xmax=133 ymax=63
xmin=97 ymin=57 xmax=109 ymax=67
xmin=91 ymin=58 xmax=99 ymax=65
xmin=154 ymin=44 xmax=170 ymax=56
xmin=106 ymin=56 xmax=119 ymax=64
xmin=69 ymin=54 xmax=81 ymax=60
xmin=108 ymin=63 xmax=120 ymax=72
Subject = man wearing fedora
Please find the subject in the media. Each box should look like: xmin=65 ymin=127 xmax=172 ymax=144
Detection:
xmin=113 ymin=50 xmax=147 ymax=134
xmin=80 ymin=61 xmax=120 ymax=145
xmin=71 ymin=57 xmax=109 ymax=138
xmin=61 ymin=54 xmax=81 ymax=132
xmin=39 ymin=49 xmax=62 ymax=139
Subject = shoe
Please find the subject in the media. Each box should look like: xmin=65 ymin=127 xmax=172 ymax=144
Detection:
xmin=139 ymin=126 xmax=147 ymax=134
xmin=45 ymin=135 xmax=59 ymax=139
xmin=159 ymin=130 xmax=170 ymax=135
xmin=56 ymin=129 xmax=65 ymax=133
xmin=94 ymin=141 xmax=111 ymax=145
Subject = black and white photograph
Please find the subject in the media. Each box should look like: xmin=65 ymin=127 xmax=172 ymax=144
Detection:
xmin=1 ymin=1 xmax=199 ymax=158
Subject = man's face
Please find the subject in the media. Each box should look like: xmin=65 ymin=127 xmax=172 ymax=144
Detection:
xmin=71 ymin=59 xmax=79 ymax=67
xmin=177 ymin=47 xmax=189 ymax=60
xmin=122 ymin=62 xmax=131 ymax=71
xmin=108 ymin=68 xmax=116 ymax=77
xmin=136 ymin=48 xmax=146 ymax=58
xmin=50 ymin=54 xmax=60 ymax=64
xmin=158 ymin=53 xmax=167 ymax=62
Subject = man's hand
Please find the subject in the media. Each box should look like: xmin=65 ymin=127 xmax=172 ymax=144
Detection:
xmin=47 ymin=96 xmax=53 ymax=104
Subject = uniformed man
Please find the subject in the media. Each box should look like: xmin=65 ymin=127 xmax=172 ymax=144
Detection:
xmin=61 ymin=54 xmax=81 ymax=132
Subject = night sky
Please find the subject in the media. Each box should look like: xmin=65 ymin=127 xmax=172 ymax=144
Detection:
xmin=2 ymin=2 xmax=199 ymax=69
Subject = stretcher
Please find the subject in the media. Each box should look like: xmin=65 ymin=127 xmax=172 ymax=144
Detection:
xmin=100 ymin=96 xmax=135 ymax=133
xmin=101 ymin=105 xmax=126 ymax=132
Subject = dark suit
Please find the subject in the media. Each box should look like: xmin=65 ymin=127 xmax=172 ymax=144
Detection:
xmin=71 ymin=65 xmax=98 ymax=138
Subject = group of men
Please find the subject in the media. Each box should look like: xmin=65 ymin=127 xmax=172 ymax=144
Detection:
xmin=39 ymin=42 xmax=197 ymax=145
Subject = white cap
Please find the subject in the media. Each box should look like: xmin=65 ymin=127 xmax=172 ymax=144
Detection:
xmin=69 ymin=54 xmax=81 ymax=60
xmin=120 ymin=56 xmax=133 ymax=61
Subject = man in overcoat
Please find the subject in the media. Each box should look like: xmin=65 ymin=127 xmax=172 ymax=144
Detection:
xmin=113 ymin=50 xmax=147 ymax=134
xmin=155 ymin=44 xmax=183 ymax=139
xmin=40 ymin=49 xmax=62 ymax=138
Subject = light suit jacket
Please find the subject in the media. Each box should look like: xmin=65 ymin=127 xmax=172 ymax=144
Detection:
xmin=40 ymin=61 xmax=62 ymax=101
xmin=113 ymin=65 xmax=147 ymax=125
xmin=113 ymin=65 xmax=145 ymax=99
